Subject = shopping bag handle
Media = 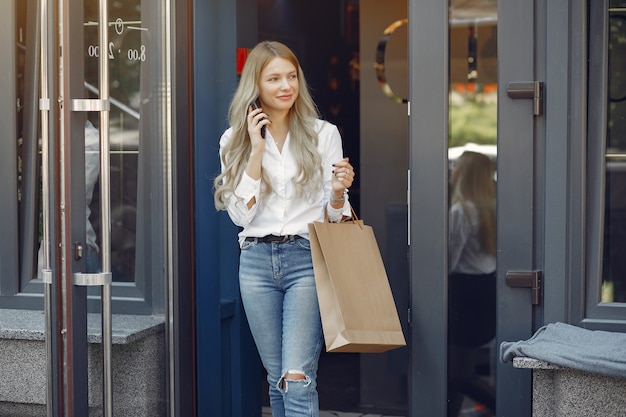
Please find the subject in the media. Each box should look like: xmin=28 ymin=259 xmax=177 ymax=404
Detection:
xmin=325 ymin=203 xmax=363 ymax=230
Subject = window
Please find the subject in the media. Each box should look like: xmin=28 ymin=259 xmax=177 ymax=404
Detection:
xmin=602 ymin=1 xmax=626 ymax=303
xmin=0 ymin=0 xmax=170 ymax=315
xmin=587 ymin=0 xmax=626 ymax=325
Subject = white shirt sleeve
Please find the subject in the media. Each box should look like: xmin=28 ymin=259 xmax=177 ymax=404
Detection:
xmin=218 ymin=129 xmax=261 ymax=227
xmin=226 ymin=171 xmax=261 ymax=227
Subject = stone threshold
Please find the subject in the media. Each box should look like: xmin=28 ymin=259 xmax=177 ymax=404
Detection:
xmin=0 ymin=308 xmax=164 ymax=344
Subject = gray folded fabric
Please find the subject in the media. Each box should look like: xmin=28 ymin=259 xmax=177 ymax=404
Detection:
xmin=500 ymin=322 xmax=626 ymax=379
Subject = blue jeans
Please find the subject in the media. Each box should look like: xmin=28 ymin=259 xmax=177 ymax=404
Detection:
xmin=239 ymin=237 xmax=323 ymax=417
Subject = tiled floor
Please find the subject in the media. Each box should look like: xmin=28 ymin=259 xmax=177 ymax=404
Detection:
xmin=261 ymin=407 xmax=404 ymax=417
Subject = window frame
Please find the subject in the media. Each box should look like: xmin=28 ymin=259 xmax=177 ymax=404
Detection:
xmin=0 ymin=0 xmax=39 ymax=310
xmin=584 ymin=0 xmax=626 ymax=329
xmin=0 ymin=0 xmax=169 ymax=316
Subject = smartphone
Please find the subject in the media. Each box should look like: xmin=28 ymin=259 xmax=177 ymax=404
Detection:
xmin=250 ymin=99 xmax=267 ymax=139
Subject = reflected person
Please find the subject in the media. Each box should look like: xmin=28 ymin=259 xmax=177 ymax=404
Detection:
xmin=447 ymin=151 xmax=496 ymax=416
xmin=38 ymin=120 xmax=101 ymax=276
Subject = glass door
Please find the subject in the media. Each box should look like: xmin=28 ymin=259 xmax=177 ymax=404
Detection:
xmin=447 ymin=3 xmax=497 ymax=416
xmin=36 ymin=0 xmax=176 ymax=415
xmin=408 ymin=0 xmax=506 ymax=416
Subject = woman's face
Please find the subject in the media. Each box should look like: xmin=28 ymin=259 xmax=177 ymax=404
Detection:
xmin=257 ymin=57 xmax=299 ymax=114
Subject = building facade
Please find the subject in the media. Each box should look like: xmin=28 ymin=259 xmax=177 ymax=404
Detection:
xmin=0 ymin=0 xmax=624 ymax=416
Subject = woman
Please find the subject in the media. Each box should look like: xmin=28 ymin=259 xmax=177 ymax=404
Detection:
xmin=447 ymin=150 xmax=497 ymax=416
xmin=213 ymin=41 xmax=355 ymax=417
xmin=448 ymin=150 xmax=496 ymax=281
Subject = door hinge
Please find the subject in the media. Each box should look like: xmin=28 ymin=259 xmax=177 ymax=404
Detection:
xmin=505 ymin=270 xmax=542 ymax=305
xmin=506 ymin=81 xmax=544 ymax=116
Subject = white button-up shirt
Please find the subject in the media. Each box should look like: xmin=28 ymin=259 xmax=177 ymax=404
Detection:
xmin=219 ymin=119 xmax=351 ymax=245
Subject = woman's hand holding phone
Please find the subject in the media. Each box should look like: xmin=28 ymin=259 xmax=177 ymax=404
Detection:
xmin=249 ymin=100 xmax=268 ymax=140
xmin=245 ymin=101 xmax=268 ymax=183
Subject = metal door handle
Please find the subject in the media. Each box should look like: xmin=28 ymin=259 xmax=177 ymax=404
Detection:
xmin=506 ymin=81 xmax=544 ymax=116
xmin=66 ymin=1 xmax=113 ymax=415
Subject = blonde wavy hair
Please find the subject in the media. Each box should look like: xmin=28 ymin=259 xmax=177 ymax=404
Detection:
xmin=451 ymin=151 xmax=497 ymax=255
xmin=213 ymin=41 xmax=323 ymax=211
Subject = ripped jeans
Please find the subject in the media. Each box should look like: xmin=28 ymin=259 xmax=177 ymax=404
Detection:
xmin=239 ymin=237 xmax=324 ymax=417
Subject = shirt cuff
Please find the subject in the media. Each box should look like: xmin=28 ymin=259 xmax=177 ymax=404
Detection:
xmin=326 ymin=199 xmax=350 ymax=222
xmin=234 ymin=171 xmax=261 ymax=203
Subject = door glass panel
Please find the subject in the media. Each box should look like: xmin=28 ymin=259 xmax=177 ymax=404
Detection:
xmin=84 ymin=0 xmax=171 ymax=297
xmin=84 ymin=2 xmax=141 ymax=283
xmin=448 ymin=1 xmax=498 ymax=415
xmin=5 ymin=0 xmax=174 ymax=413
xmin=82 ymin=0 xmax=170 ymax=414
xmin=603 ymin=0 xmax=626 ymax=303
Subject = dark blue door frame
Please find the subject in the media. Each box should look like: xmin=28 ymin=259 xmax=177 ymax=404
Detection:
xmin=192 ymin=1 xmax=261 ymax=416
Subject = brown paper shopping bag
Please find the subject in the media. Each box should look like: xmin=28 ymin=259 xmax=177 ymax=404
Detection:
xmin=308 ymin=212 xmax=406 ymax=353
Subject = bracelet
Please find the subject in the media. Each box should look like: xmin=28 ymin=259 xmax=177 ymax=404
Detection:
xmin=330 ymin=190 xmax=347 ymax=204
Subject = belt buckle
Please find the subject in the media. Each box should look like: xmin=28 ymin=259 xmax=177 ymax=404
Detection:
xmin=278 ymin=235 xmax=290 ymax=243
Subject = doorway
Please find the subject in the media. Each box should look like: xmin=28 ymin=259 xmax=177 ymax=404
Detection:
xmin=252 ymin=0 xmax=499 ymax=415
xmin=255 ymin=0 xmax=409 ymax=414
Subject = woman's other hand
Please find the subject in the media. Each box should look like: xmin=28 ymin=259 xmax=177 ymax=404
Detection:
xmin=331 ymin=157 xmax=355 ymax=198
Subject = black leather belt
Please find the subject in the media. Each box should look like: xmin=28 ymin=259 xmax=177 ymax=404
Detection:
xmin=244 ymin=235 xmax=302 ymax=243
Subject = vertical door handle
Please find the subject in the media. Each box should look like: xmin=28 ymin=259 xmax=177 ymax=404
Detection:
xmin=68 ymin=1 xmax=113 ymax=416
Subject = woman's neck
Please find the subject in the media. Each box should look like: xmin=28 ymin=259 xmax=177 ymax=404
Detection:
xmin=268 ymin=112 xmax=290 ymax=143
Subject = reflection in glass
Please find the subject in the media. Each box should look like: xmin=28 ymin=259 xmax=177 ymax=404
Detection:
xmin=36 ymin=121 xmax=102 ymax=276
xmin=603 ymin=2 xmax=626 ymax=302
xmin=447 ymin=151 xmax=496 ymax=417
xmin=448 ymin=2 xmax=497 ymax=415
xmin=84 ymin=2 xmax=142 ymax=282
xmin=83 ymin=0 xmax=169 ymax=415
